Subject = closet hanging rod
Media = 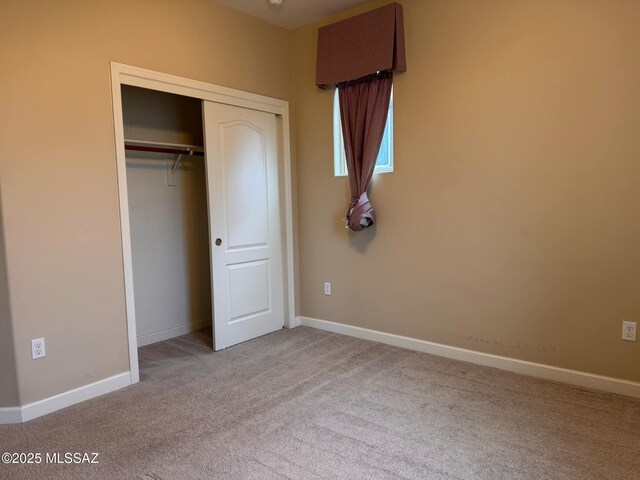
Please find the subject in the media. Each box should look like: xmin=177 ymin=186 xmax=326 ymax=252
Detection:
xmin=124 ymin=144 xmax=205 ymax=156
xmin=124 ymin=139 xmax=205 ymax=156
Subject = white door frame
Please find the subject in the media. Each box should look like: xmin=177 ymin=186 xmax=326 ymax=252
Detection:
xmin=110 ymin=62 xmax=297 ymax=384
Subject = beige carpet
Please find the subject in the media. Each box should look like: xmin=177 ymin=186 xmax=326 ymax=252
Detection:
xmin=1 ymin=326 xmax=639 ymax=479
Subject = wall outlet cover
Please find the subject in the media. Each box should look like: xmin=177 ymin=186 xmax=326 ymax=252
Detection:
xmin=324 ymin=282 xmax=332 ymax=296
xmin=31 ymin=337 xmax=46 ymax=359
xmin=622 ymin=321 xmax=637 ymax=342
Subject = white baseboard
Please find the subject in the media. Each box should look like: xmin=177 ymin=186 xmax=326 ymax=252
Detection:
xmin=0 ymin=372 xmax=131 ymax=424
xmin=0 ymin=406 xmax=23 ymax=424
xmin=137 ymin=321 xmax=210 ymax=347
xmin=300 ymin=316 xmax=640 ymax=399
xmin=288 ymin=316 xmax=302 ymax=328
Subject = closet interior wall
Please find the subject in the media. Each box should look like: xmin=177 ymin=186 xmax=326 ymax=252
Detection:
xmin=122 ymin=86 xmax=212 ymax=347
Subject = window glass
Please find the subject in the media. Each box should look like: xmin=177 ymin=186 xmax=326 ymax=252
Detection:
xmin=333 ymin=89 xmax=393 ymax=176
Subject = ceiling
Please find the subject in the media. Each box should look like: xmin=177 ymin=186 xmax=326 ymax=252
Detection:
xmin=213 ymin=0 xmax=374 ymax=29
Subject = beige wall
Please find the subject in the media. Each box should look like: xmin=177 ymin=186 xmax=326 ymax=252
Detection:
xmin=0 ymin=0 xmax=291 ymax=405
xmin=292 ymin=0 xmax=640 ymax=382
xmin=0 ymin=189 xmax=19 ymax=407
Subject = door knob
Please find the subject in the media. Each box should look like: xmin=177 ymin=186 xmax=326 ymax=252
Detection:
xmin=215 ymin=238 xmax=222 ymax=246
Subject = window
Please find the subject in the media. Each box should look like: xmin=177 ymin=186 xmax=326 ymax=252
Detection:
xmin=333 ymin=88 xmax=394 ymax=176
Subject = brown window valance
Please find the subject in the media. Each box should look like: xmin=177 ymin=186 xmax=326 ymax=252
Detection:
xmin=316 ymin=2 xmax=406 ymax=89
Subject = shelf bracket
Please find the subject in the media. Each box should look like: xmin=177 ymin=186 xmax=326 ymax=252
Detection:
xmin=171 ymin=150 xmax=194 ymax=175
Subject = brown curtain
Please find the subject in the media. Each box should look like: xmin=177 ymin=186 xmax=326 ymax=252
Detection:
xmin=339 ymin=71 xmax=393 ymax=231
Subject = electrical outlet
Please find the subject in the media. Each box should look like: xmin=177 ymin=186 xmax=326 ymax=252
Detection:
xmin=622 ymin=321 xmax=637 ymax=342
xmin=31 ymin=337 xmax=46 ymax=359
xmin=324 ymin=282 xmax=332 ymax=296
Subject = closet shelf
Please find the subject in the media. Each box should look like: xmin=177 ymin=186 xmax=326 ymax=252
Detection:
xmin=124 ymin=139 xmax=205 ymax=174
xmin=124 ymin=139 xmax=205 ymax=156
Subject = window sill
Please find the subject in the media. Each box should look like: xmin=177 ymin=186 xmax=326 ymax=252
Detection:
xmin=334 ymin=169 xmax=393 ymax=178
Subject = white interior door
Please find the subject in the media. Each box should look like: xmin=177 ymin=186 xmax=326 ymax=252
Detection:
xmin=203 ymin=101 xmax=284 ymax=350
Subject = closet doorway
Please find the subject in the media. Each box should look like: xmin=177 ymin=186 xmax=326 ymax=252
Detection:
xmin=122 ymin=86 xmax=211 ymax=349
xmin=111 ymin=64 xmax=296 ymax=384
